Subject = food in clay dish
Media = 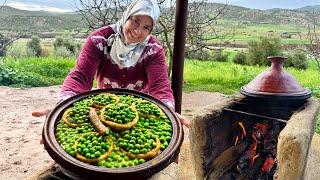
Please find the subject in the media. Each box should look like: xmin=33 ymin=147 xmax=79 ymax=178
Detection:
xmin=54 ymin=91 xmax=174 ymax=169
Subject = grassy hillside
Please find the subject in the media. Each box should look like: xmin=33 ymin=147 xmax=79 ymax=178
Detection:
xmin=0 ymin=6 xmax=87 ymax=32
xmin=1 ymin=3 xmax=320 ymax=34
xmin=298 ymin=5 xmax=320 ymax=12
xmin=194 ymin=3 xmax=320 ymax=27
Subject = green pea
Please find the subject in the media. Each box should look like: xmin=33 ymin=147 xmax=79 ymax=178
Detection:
xmin=133 ymin=159 xmax=139 ymax=165
xmin=122 ymin=142 xmax=128 ymax=148
xmin=100 ymin=142 xmax=107 ymax=148
xmin=95 ymin=151 xmax=101 ymax=157
xmin=128 ymin=161 xmax=134 ymax=166
xmin=114 ymin=163 xmax=120 ymax=168
xmin=83 ymin=148 xmax=89 ymax=154
xmin=121 ymin=162 xmax=128 ymax=167
xmin=134 ymin=149 xmax=140 ymax=155
xmin=138 ymin=159 xmax=145 ymax=164
xmin=141 ymin=148 xmax=148 ymax=154
xmin=97 ymin=160 xmax=105 ymax=166
xmin=106 ymin=162 xmax=112 ymax=168
xmin=135 ymin=144 xmax=141 ymax=149
xmin=137 ymin=139 xmax=143 ymax=144
xmin=89 ymin=147 xmax=96 ymax=154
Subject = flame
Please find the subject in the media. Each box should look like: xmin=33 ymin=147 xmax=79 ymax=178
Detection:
xmin=235 ymin=135 xmax=239 ymax=145
xmin=236 ymin=165 xmax=242 ymax=173
xmin=252 ymin=134 xmax=258 ymax=151
xmin=239 ymin=122 xmax=247 ymax=138
xmin=250 ymin=154 xmax=260 ymax=166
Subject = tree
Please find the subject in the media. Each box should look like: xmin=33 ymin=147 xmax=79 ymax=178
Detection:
xmin=185 ymin=2 xmax=228 ymax=53
xmin=0 ymin=2 xmax=26 ymax=59
xmin=304 ymin=9 xmax=320 ymax=71
xmin=0 ymin=0 xmax=11 ymax=57
xmin=75 ymin=0 xmax=129 ymax=30
xmin=0 ymin=0 xmax=6 ymax=7
xmin=27 ymin=36 xmax=42 ymax=57
xmin=247 ymin=36 xmax=283 ymax=66
xmin=0 ymin=31 xmax=27 ymax=59
xmin=0 ymin=33 xmax=11 ymax=57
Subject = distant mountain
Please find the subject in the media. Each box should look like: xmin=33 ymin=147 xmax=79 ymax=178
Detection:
xmin=1 ymin=3 xmax=320 ymax=36
xmin=0 ymin=6 xmax=85 ymax=33
xmin=0 ymin=6 xmax=57 ymax=16
xmin=297 ymin=5 xmax=320 ymax=12
xmin=197 ymin=3 xmax=320 ymax=27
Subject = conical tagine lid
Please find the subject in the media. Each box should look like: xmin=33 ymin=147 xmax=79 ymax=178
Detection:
xmin=240 ymin=56 xmax=311 ymax=100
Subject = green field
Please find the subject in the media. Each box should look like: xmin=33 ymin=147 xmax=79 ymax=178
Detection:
xmin=207 ymin=19 xmax=311 ymax=46
xmin=2 ymin=23 xmax=320 ymax=132
xmin=1 ymin=56 xmax=319 ymax=132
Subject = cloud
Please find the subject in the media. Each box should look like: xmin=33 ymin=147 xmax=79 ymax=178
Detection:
xmin=6 ymin=2 xmax=73 ymax=13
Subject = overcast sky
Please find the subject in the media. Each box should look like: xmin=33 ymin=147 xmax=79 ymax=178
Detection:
xmin=2 ymin=0 xmax=320 ymax=12
xmin=4 ymin=0 xmax=76 ymax=12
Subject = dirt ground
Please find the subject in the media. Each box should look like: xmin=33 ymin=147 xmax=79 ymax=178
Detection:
xmin=0 ymin=85 xmax=228 ymax=180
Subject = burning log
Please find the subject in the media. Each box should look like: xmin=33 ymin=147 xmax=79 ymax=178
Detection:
xmin=205 ymin=142 xmax=248 ymax=180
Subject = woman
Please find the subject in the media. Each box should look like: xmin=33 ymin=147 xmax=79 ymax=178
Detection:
xmin=32 ymin=0 xmax=190 ymax=127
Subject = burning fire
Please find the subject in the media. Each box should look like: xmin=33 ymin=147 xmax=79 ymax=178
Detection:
xmin=234 ymin=121 xmax=277 ymax=176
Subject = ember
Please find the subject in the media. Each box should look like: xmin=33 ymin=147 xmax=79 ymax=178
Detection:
xmin=228 ymin=120 xmax=280 ymax=179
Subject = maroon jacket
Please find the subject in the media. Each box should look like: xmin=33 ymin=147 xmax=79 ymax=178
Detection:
xmin=59 ymin=26 xmax=174 ymax=109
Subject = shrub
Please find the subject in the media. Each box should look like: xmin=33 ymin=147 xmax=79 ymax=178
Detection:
xmin=26 ymin=36 xmax=42 ymax=57
xmin=54 ymin=46 xmax=73 ymax=58
xmin=212 ymin=49 xmax=228 ymax=62
xmin=73 ymin=46 xmax=81 ymax=58
xmin=247 ymin=36 xmax=283 ymax=66
xmin=41 ymin=46 xmax=51 ymax=57
xmin=8 ymin=47 xmax=23 ymax=59
xmin=0 ymin=63 xmax=30 ymax=86
xmin=53 ymin=36 xmax=81 ymax=55
xmin=185 ymin=49 xmax=212 ymax=61
xmin=26 ymin=48 xmax=37 ymax=57
xmin=311 ymin=87 xmax=320 ymax=98
xmin=285 ymin=50 xmax=308 ymax=70
xmin=233 ymin=51 xmax=247 ymax=65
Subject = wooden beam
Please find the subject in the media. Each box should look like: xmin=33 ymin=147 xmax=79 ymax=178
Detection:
xmin=172 ymin=0 xmax=188 ymax=113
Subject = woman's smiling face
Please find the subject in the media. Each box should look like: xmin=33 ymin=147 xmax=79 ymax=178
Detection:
xmin=123 ymin=15 xmax=153 ymax=44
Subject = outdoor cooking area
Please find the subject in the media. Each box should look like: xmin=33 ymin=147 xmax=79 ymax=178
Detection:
xmin=184 ymin=56 xmax=320 ymax=180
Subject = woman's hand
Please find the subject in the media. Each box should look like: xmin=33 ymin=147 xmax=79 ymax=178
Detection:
xmin=32 ymin=108 xmax=52 ymax=145
xmin=176 ymin=113 xmax=190 ymax=128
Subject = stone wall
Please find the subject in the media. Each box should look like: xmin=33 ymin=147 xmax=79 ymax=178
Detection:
xmin=188 ymin=97 xmax=320 ymax=180
xmin=276 ymin=97 xmax=319 ymax=179
xmin=189 ymin=97 xmax=236 ymax=179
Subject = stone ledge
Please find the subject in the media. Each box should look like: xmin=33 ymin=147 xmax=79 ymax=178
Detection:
xmin=304 ymin=133 xmax=320 ymax=180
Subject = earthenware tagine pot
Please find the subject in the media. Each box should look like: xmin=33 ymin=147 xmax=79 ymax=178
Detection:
xmin=42 ymin=88 xmax=183 ymax=180
xmin=240 ymin=56 xmax=311 ymax=100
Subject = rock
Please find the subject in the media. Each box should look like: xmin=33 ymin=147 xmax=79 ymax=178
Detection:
xmin=13 ymin=160 xmax=22 ymax=165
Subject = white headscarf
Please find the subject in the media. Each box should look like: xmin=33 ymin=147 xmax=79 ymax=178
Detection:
xmin=107 ymin=0 xmax=160 ymax=68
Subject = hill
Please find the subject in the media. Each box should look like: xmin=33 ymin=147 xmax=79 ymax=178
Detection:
xmin=201 ymin=3 xmax=320 ymax=27
xmin=0 ymin=6 xmax=86 ymax=33
xmin=298 ymin=5 xmax=320 ymax=12
xmin=0 ymin=3 xmax=320 ymax=35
